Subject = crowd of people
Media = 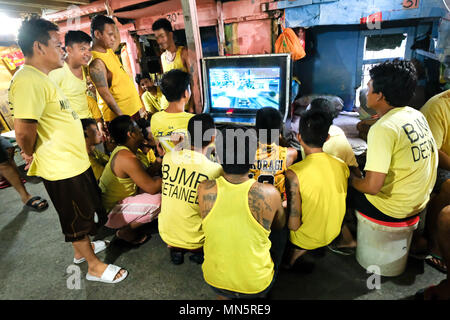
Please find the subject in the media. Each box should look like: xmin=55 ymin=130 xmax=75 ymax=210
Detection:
xmin=1 ymin=14 xmax=449 ymax=300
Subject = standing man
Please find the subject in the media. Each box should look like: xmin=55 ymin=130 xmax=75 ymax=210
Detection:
xmin=89 ymin=14 xmax=144 ymax=125
xmin=49 ymin=31 xmax=106 ymax=137
xmin=152 ymin=18 xmax=194 ymax=113
xmin=10 ymin=17 xmax=127 ymax=284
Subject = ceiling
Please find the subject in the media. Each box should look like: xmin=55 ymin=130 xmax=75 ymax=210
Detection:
xmin=0 ymin=0 xmax=93 ymax=18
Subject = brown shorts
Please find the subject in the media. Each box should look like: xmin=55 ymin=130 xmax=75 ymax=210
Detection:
xmin=43 ymin=168 xmax=107 ymax=242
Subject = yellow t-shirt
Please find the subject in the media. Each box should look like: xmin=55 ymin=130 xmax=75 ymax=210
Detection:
xmin=90 ymin=49 xmax=143 ymax=122
xmin=86 ymin=91 xmax=102 ymax=120
xmin=288 ymin=152 xmax=349 ymax=250
xmin=99 ymin=146 xmax=138 ymax=212
xmin=364 ymin=107 xmax=438 ymax=219
xmin=150 ymin=110 xmax=194 ymax=153
xmin=158 ymin=149 xmax=222 ymax=249
xmin=202 ymin=177 xmax=274 ymax=294
xmin=9 ymin=65 xmax=90 ymax=181
xmin=250 ymin=143 xmax=288 ymax=196
xmin=420 ymin=89 xmax=450 ymax=156
xmin=323 ymin=125 xmax=358 ymax=167
xmin=89 ymin=148 xmax=109 ymax=181
xmin=141 ymin=88 xmax=168 ymax=113
xmin=49 ymin=62 xmax=91 ymax=119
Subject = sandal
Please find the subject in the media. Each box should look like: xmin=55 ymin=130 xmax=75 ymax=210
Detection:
xmin=86 ymin=264 xmax=128 ymax=284
xmin=425 ymin=254 xmax=447 ymax=274
xmin=25 ymin=196 xmax=49 ymax=212
xmin=327 ymin=243 xmax=355 ymax=256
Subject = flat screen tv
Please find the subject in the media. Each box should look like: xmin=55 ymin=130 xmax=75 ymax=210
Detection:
xmin=202 ymin=54 xmax=291 ymax=126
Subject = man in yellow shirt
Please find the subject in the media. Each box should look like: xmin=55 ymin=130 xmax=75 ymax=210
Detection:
xmin=158 ymin=114 xmax=222 ymax=265
xmin=151 ymin=70 xmax=194 ymax=153
xmin=10 ymin=17 xmax=127 ymax=284
xmin=152 ymin=18 xmax=193 ymax=113
xmin=198 ymin=128 xmax=285 ymax=299
xmin=136 ymin=73 xmax=167 ymax=114
xmin=284 ymin=107 xmax=349 ymax=269
xmin=89 ymin=15 xmax=144 ymax=124
xmin=81 ymin=118 xmax=109 ymax=181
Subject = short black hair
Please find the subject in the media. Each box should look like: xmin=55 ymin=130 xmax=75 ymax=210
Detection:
xmin=65 ymin=30 xmax=92 ymax=47
xmin=369 ymin=59 xmax=417 ymax=108
xmin=109 ymin=115 xmax=134 ymax=145
xmin=298 ymin=108 xmax=333 ymax=148
xmin=160 ymin=69 xmax=191 ymax=102
xmin=188 ymin=114 xmax=215 ymax=148
xmin=81 ymin=118 xmax=97 ymax=138
xmin=135 ymin=73 xmax=151 ymax=84
xmin=135 ymin=117 xmax=152 ymax=139
xmin=17 ymin=17 xmax=59 ymax=57
xmin=255 ymin=107 xmax=283 ymax=145
xmin=91 ymin=14 xmax=115 ymax=39
xmin=216 ymin=128 xmax=257 ymax=175
xmin=309 ymin=98 xmax=338 ymax=119
xmin=152 ymin=18 xmax=173 ymax=33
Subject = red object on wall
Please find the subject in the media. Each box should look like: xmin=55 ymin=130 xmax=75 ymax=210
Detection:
xmin=360 ymin=12 xmax=383 ymax=25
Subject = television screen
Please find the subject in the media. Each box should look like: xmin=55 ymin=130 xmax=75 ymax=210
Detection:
xmin=209 ymin=67 xmax=281 ymax=110
xmin=202 ymin=54 xmax=291 ymax=126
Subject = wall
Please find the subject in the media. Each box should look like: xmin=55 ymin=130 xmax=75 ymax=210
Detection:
xmin=294 ymin=25 xmax=360 ymax=110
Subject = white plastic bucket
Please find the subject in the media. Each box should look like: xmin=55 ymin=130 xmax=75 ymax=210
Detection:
xmin=356 ymin=211 xmax=419 ymax=277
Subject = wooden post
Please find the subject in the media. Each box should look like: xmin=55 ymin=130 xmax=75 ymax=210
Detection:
xmin=216 ymin=0 xmax=225 ymax=56
xmin=181 ymin=0 xmax=204 ymax=114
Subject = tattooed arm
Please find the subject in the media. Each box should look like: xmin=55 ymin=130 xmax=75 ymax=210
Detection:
xmin=285 ymin=169 xmax=302 ymax=231
xmin=198 ymin=180 xmax=218 ymax=219
xmin=248 ymin=183 xmax=285 ymax=231
xmin=89 ymin=58 xmax=123 ymax=117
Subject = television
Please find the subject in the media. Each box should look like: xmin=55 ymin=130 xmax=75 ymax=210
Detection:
xmin=202 ymin=54 xmax=291 ymax=126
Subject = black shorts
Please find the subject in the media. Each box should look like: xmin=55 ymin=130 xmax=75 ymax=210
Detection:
xmin=346 ymin=186 xmax=419 ymax=223
xmin=0 ymin=136 xmax=13 ymax=163
xmin=43 ymin=168 xmax=107 ymax=242
xmin=209 ymin=275 xmax=275 ymax=300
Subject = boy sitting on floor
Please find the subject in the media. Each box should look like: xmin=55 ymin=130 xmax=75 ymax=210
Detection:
xmin=284 ymin=107 xmax=349 ymax=269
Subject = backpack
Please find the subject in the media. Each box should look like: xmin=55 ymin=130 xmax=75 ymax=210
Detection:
xmin=275 ymin=27 xmax=306 ymax=61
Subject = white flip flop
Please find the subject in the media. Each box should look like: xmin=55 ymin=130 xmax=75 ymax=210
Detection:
xmin=86 ymin=264 xmax=128 ymax=284
xmin=73 ymin=240 xmax=110 ymax=264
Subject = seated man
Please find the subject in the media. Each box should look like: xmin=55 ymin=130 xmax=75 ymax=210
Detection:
xmin=99 ymin=115 xmax=162 ymax=244
xmin=150 ymin=69 xmax=194 ymax=153
xmin=81 ymin=118 xmax=110 ymax=181
xmin=284 ymin=107 xmax=349 ymax=268
xmin=0 ymin=136 xmax=48 ymax=211
xmin=135 ymin=117 xmax=163 ymax=170
xmin=336 ymin=60 xmax=438 ymax=248
xmin=136 ymin=73 xmax=167 ymax=115
xmin=198 ymin=129 xmax=285 ymax=299
xmin=250 ymin=107 xmax=298 ymax=201
xmin=417 ymin=89 xmax=450 ymax=273
xmin=158 ymin=114 xmax=222 ymax=265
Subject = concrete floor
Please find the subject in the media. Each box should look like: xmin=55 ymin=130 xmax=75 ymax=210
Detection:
xmin=0 ymin=159 xmax=446 ymax=300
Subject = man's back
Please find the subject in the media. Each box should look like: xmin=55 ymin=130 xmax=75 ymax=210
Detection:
xmin=288 ymin=152 xmax=349 ymax=249
xmin=158 ymin=149 xmax=222 ymax=249
xmin=150 ymin=110 xmax=194 ymax=152
xmin=364 ymin=106 xmax=438 ymax=218
xmin=199 ymin=177 xmax=280 ymax=294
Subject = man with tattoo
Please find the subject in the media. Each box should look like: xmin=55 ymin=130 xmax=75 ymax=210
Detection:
xmin=198 ymin=129 xmax=285 ymax=299
xmin=89 ymin=15 xmax=144 ymax=127
xmin=284 ymin=107 xmax=349 ymax=269
xmin=158 ymin=114 xmax=222 ymax=265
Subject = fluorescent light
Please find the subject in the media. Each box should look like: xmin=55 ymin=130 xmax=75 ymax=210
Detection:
xmin=0 ymin=12 xmax=22 ymax=37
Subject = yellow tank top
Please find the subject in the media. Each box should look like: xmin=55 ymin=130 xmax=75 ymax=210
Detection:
xmin=90 ymin=49 xmax=143 ymax=122
xmin=250 ymin=143 xmax=288 ymax=196
xmin=99 ymin=146 xmax=137 ymax=212
xmin=158 ymin=149 xmax=222 ymax=249
xmin=161 ymin=46 xmax=187 ymax=73
xmin=202 ymin=177 xmax=274 ymax=294
xmin=89 ymin=148 xmax=109 ymax=181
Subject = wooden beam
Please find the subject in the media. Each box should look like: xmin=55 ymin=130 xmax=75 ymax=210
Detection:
xmin=50 ymin=0 xmax=91 ymax=4
xmin=0 ymin=1 xmax=69 ymax=11
xmin=0 ymin=4 xmax=42 ymax=14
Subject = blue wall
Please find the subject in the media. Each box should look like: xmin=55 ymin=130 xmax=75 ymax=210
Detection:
xmin=294 ymin=25 xmax=360 ymax=110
